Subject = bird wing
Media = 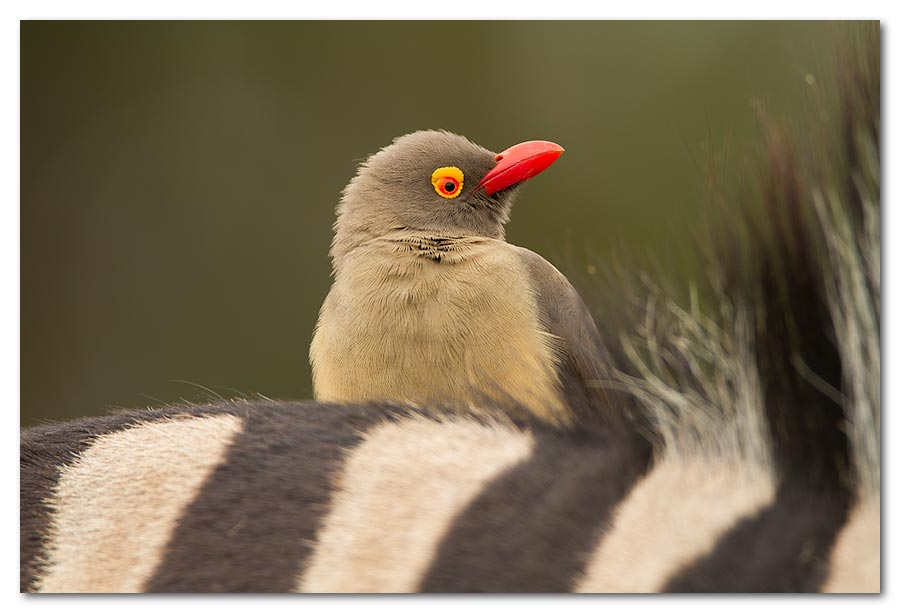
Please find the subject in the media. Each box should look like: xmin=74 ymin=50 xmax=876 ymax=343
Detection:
xmin=514 ymin=247 xmax=615 ymax=417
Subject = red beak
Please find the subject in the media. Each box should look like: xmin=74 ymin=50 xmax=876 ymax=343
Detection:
xmin=475 ymin=140 xmax=565 ymax=195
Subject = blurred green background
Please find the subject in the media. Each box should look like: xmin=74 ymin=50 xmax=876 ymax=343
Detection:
xmin=22 ymin=21 xmax=849 ymax=426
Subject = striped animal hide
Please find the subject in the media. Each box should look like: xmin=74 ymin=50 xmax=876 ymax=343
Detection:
xmin=19 ymin=390 xmax=877 ymax=593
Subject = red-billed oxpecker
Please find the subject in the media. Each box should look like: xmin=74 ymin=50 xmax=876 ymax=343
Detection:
xmin=311 ymin=131 xmax=610 ymax=424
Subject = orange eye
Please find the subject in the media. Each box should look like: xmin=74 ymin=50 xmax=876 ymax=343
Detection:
xmin=431 ymin=166 xmax=464 ymax=199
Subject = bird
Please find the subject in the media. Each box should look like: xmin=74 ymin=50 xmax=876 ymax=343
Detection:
xmin=310 ymin=130 xmax=612 ymax=424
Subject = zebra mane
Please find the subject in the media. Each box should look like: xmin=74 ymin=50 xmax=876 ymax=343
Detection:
xmin=583 ymin=23 xmax=880 ymax=497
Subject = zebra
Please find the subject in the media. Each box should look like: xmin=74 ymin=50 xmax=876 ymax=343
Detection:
xmin=20 ymin=26 xmax=879 ymax=593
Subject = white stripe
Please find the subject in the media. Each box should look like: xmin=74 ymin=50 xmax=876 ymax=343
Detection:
xmin=297 ymin=416 xmax=534 ymax=593
xmin=36 ymin=414 xmax=244 ymax=593
xmin=576 ymin=459 xmax=775 ymax=593
xmin=823 ymin=498 xmax=880 ymax=593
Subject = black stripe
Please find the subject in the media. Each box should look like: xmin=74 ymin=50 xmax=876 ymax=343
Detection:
xmin=19 ymin=403 xmax=241 ymax=592
xmin=144 ymin=400 xmax=409 ymax=593
xmin=418 ymin=429 xmax=651 ymax=592
xmin=662 ymin=484 xmax=851 ymax=592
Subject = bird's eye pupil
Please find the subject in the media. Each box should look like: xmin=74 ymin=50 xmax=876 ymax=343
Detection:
xmin=444 ymin=181 xmax=456 ymax=192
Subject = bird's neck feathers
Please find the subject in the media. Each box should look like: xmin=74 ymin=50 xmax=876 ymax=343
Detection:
xmin=378 ymin=233 xmax=495 ymax=264
xmin=331 ymin=214 xmax=506 ymax=270
xmin=332 ymin=228 xmax=502 ymax=271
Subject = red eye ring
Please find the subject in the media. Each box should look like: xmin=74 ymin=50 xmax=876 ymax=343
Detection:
xmin=438 ymin=177 xmax=460 ymax=196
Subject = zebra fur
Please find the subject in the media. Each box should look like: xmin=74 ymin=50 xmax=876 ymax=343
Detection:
xmin=20 ymin=25 xmax=880 ymax=593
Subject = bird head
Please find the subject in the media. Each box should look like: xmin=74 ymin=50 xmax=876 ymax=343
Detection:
xmin=332 ymin=130 xmax=564 ymax=258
